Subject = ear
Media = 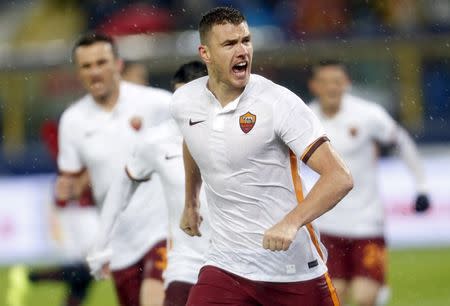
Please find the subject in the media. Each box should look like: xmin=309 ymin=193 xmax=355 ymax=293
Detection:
xmin=308 ymin=79 xmax=316 ymax=95
xmin=198 ymin=44 xmax=211 ymax=64
xmin=116 ymin=58 xmax=124 ymax=72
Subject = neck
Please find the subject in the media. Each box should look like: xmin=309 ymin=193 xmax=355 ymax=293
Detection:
xmin=207 ymin=75 xmax=244 ymax=108
xmin=320 ymin=103 xmax=340 ymax=118
xmin=94 ymin=82 xmax=120 ymax=112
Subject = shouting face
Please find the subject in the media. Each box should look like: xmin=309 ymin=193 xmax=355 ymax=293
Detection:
xmin=200 ymin=21 xmax=253 ymax=91
xmin=309 ymin=65 xmax=350 ymax=113
xmin=74 ymin=42 xmax=121 ymax=101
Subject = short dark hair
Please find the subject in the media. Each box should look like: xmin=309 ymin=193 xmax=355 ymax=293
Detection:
xmin=199 ymin=7 xmax=246 ymax=44
xmin=310 ymin=60 xmax=348 ymax=78
xmin=171 ymin=61 xmax=207 ymax=90
xmin=72 ymin=32 xmax=118 ymax=62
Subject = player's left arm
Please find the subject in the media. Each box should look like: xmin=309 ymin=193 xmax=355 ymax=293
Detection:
xmin=87 ymin=141 xmax=156 ymax=278
xmin=394 ymin=126 xmax=430 ymax=212
xmin=263 ymin=141 xmax=353 ymax=251
xmin=144 ymin=90 xmax=173 ymax=128
xmin=264 ymin=91 xmax=353 ymax=251
xmin=86 ymin=170 xmax=139 ymax=279
xmin=372 ymin=106 xmax=430 ymax=212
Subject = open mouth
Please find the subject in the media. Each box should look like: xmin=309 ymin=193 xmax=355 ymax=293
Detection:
xmin=91 ymin=80 xmax=104 ymax=89
xmin=232 ymin=61 xmax=248 ymax=76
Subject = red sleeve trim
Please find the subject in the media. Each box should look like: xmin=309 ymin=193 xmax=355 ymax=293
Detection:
xmin=58 ymin=168 xmax=86 ymax=177
xmin=125 ymin=167 xmax=151 ymax=183
xmin=301 ymin=136 xmax=330 ymax=164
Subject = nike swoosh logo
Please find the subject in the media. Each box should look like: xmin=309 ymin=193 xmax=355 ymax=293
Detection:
xmin=189 ymin=119 xmax=205 ymax=126
xmin=165 ymin=154 xmax=182 ymax=160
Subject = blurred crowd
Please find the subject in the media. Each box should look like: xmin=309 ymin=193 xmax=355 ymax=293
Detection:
xmin=0 ymin=0 xmax=449 ymax=175
xmin=69 ymin=0 xmax=450 ymax=37
xmin=2 ymin=0 xmax=450 ymax=43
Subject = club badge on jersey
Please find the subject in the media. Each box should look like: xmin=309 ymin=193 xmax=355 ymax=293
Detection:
xmin=239 ymin=112 xmax=256 ymax=134
xmin=349 ymin=126 xmax=358 ymax=137
xmin=130 ymin=116 xmax=143 ymax=131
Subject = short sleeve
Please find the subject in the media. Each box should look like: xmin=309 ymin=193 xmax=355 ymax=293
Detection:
xmin=274 ymin=89 xmax=328 ymax=163
xmin=369 ymin=104 xmax=397 ymax=144
xmin=57 ymin=111 xmax=84 ymax=173
xmin=126 ymin=140 xmax=161 ymax=182
xmin=126 ymin=121 xmax=182 ymax=182
xmin=141 ymin=90 xmax=172 ymax=129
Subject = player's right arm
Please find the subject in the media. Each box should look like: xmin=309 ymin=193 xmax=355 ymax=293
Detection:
xmin=394 ymin=126 xmax=430 ymax=212
xmin=180 ymin=140 xmax=203 ymax=237
xmin=370 ymin=105 xmax=430 ymax=212
xmin=87 ymin=139 xmax=158 ymax=278
xmin=56 ymin=110 xmax=86 ymax=201
xmin=170 ymin=88 xmax=203 ymax=237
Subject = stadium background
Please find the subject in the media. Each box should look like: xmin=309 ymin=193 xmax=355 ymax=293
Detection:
xmin=0 ymin=0 xmax=449 ymax=305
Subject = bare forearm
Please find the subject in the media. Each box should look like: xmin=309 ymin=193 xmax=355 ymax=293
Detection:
xmin=72 ymin=170 xmax=91 ymax=198
xmin=287 ymin=142 xmax=353 ymax=229
xmin=183 ymin=141 xmax=202 ymax=208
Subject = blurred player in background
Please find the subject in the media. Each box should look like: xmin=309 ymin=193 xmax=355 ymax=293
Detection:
xmin=56 ymin=33 xmax=172 ymax=306
xmin=308 ymin=60 xmax=431 ymax=306
xmin=122 ymin=61 xmax=149 ymax=86
xmin=172 ymin=7 xmax=353 ymax=306
xmin=89 ymin=61 xmax=210 ymax=306
xmin=171 ymin=61 xmax=208 ymax=90
xmin=23 ymin=121 xmax=97 ymax=306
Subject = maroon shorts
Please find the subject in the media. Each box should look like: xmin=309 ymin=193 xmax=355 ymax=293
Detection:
xmin=112 ymin=239 xmax=167 ymax=306
xmin=164 ymin=281 xmax=194 ymax=306
xmin=186 ymin=266 xmax=340 ymax=306
xmin=321 ymin=233 xmax=386 ymax=284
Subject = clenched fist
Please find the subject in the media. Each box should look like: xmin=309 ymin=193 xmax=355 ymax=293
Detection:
xmin=263 ymin=217 xmax=299 ymax=251
xmin=180 ymin=205 xmax=203 ymax=237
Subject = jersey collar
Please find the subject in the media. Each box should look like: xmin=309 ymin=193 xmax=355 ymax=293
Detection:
xmin=204 ymin=74 xmax=255 ymax=114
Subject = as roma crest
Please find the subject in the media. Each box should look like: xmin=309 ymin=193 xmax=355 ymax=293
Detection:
xmin=349 ymin=126 xmax=358 ymax=137
xmin=239 ymin=112 xmax=256 ymax=134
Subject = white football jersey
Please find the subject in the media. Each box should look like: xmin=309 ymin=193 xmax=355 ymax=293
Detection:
xmin=310 ymin=94 xmax=397 ymax=238
xmin=126 ymin=121 xmax=211 ymax=287
xmin=171 ymin=74 xmax=329 ymax=282
xmin=58 ymin=81 xmax=171 ymax=269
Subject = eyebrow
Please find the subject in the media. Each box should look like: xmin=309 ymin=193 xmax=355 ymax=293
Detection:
xmin=220 ymin=34 xmax=251 ymax=46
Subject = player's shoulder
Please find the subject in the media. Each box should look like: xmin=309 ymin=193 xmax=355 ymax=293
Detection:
xmin=250 ymin=74 xmax=307 ymax=109
xmin=135 ymin=121 xmax=182 ymax=158
xmin=142 ymin=120 xmax=181 ymax=143
xmin=121 ymin=81 xmax=172 ymax=101
xmin=59 ymin=94 xmax=93 ymax=125
xmin=345 ymin=94 xmax=388 ymax=116
xmin=308 ymin=100 xmax=321 ymax=114
xmin=171 ymin=76 xmax=208 ymax=114
xmin=172 ymin=76 xmax=208 ymax=100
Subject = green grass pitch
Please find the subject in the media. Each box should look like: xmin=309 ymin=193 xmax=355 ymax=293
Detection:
xmin=1 ymin=247 xmax=449 ymax=306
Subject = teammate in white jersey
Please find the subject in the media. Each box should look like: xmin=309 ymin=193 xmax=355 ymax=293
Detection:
xmin=56 ymin=33 xmax=171 ymax=306
xmin=308 ymin=60 xmax=430 ymax=306
xmin=171 ymin=7 xmax=353 ymax=306
xmin=88 ymin=61 xmax=210 ymax=306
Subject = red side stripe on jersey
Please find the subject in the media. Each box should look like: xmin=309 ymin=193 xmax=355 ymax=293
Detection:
xmin=325 ymin=272 xmax=341 ymax=306
xmin=289 ymin=150 xmax=324 ymax=258
xmin=289 ymin=150 xmax=340 ymax=306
